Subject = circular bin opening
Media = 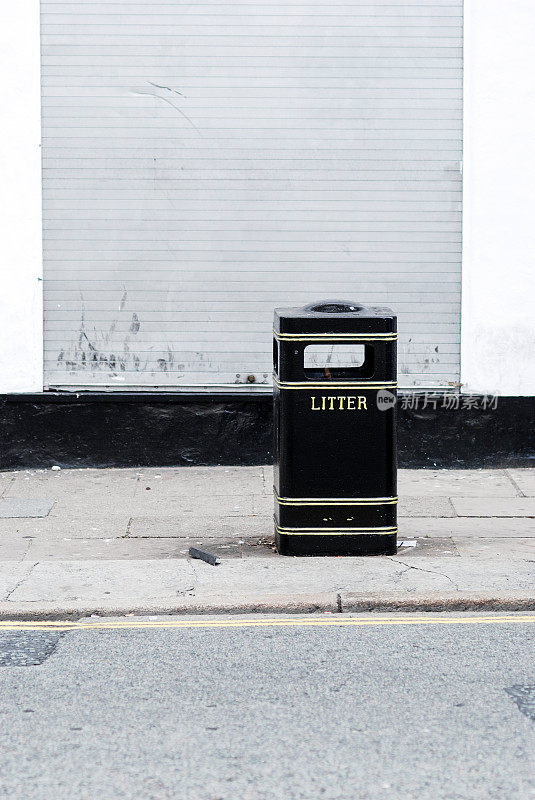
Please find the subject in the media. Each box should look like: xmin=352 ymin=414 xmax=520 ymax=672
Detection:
xmin=305 ymin=300 xmax=366 ymax=314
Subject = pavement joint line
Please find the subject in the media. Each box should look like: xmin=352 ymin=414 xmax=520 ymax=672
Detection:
xmin=0 ymin=615 xmax=534 ymax=632
xmin=19 ymin=537 xmax=34 ymax=564
xmin=504 ymin=468 xmax=526 ymax=498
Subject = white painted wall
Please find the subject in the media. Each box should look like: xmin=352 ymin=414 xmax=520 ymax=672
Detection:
xmin=462 ymin=0 xmax=535 ymax=396
xmin=0 ymin=0 xmax=43 ymax=393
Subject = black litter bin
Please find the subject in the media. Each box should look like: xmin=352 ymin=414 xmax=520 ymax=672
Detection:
xmin=273 ymin=300 xmax=397 ymax=556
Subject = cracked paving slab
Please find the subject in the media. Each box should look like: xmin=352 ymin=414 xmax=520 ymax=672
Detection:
xmin=1 ymin=563 xmax=41 ymax=601
xmin=4 ymin=560 xmax=197 ymax=604
xmin=0 ymin=537 xmax=33 ymax=562
xmin=387 ymin=556 xmax=459 ymax=591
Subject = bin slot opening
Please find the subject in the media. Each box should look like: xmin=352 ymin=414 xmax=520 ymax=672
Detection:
xmin=303 ymin=344 xmax=374 ymax=380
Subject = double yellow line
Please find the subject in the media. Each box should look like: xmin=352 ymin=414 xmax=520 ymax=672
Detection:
xmin=0 ymin=616 xmax=533 ymax=632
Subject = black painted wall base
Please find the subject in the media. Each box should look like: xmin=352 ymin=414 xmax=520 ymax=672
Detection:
xmin=0 ymin=393 xmax=533 ymax=469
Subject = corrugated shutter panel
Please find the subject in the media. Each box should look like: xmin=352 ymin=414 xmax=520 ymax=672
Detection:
xmin=41 ymin=0 xmax=462 ymax=390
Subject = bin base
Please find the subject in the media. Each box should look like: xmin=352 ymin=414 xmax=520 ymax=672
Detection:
xmin=275 ymin=532 xmax=397 ymax=557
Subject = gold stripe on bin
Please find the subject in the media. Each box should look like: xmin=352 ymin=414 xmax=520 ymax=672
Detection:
xmin=275 ymin=522 xmax=397 ymax=536
xmin=274 ymin=330 xmax=397 ymax=342
xmin=275 ymin=494 xmax=398 ymax=507
xmin=273 ymin=377 xmax=397 ymax=390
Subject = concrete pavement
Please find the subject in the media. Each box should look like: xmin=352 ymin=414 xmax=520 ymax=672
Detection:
xmin=0 ymin=466 xmax=533 ymax=616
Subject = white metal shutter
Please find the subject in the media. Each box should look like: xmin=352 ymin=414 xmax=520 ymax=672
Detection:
xmin=41 ymin=0 xmax=462 ymax=391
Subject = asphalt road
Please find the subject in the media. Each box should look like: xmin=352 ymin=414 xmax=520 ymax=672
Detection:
xmin=0 ymin=614 xmax=534 ymax=800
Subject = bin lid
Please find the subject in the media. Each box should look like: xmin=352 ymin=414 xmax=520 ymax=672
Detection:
xmin=274 ymin=299 xmax=395 ymax=335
